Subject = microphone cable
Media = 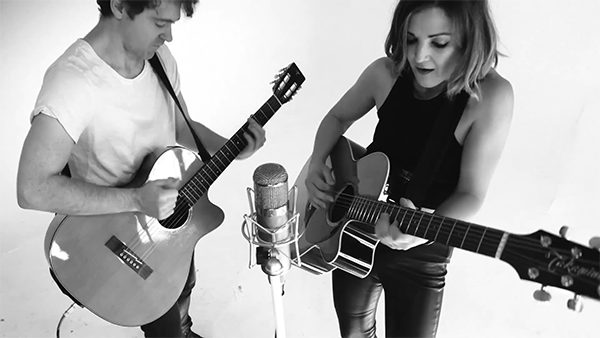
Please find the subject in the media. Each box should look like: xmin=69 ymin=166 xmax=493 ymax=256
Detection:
xmin=56 ymin=302 xmax=77 ymax=338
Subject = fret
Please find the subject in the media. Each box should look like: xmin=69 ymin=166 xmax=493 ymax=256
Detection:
xmin=459 ymin=223 xmax=472 ymax=248
xmin=355 ymin=197 xmax=363 ymax=223
xmin=348 ymin=198 xmax=358 ymax=219
xmin=461 ymin=224 xmax=485 ymax=252
xmin=447 ymin=220 xmax=468 ymax=248
xmin=212 ymin=154 xmax=227 ymax=170
xmin=478 ymin=228 xmax=505 ymax=258
xmin=397 ymin=209 xmax=408 ymax=233
xmin=432 ymin=215 xmax=442 ymax=242
xmin=179 ymin=95 xmax=284 ymax=205
xmin=343 ymin=193 xmax=509 ymax=259
xmin=369 ymin=200 xmax=379 ymax=224
xmin=431 ymin=217 xmax=451 ymax=244
xmin=476 ymin=227 xmax=488 ymax=253
xmin=417 ymin=212 xmax=427 ymax=238
xmin=359 ymin=198 xmax=368 ymax=223
xmin=388 ymin=204 xmax=398 ymax=222
xmin=405 ymin=210 xmax=417 ymax=236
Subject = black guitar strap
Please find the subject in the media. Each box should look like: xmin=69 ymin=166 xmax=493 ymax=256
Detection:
xmin=149 ymin=53 xmax=211 ymax=162
xmin=404 ymin=91 xmax=470 ymax=207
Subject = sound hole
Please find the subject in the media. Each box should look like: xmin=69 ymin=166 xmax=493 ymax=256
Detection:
xmin=158 ymin=197 xmax=191 ymax=229
xmin=329 ymin=185 xmax=354 ymax=223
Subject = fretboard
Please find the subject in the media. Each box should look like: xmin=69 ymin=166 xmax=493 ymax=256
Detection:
xmin=346 ymin=196 xmax=508 ymax=258
xmin=178 ymin=95 xmax=282 ymax=205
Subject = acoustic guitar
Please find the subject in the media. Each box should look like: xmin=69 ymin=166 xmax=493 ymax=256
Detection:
xmin=44 ymin=63 xmax=305 ymax=326
xmin=292 ymin=136 xmax=600 ymax=306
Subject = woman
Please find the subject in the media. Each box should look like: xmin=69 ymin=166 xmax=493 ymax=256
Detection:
xmin=305 ymin=0 xmax=513 ymax=337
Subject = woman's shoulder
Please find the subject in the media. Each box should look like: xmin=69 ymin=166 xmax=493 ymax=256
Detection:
xmin=355 ymin=57 xmax=397 ymax=95
xmin=478 ymin=69 xmax=513 ymax=105
xmin=365 ymin=57 xmax=397 ymax=79
xmin=466 ymin=69 xmax=514 ymax=129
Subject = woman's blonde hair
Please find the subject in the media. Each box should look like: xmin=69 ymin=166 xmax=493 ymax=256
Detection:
xmin=385 ymin=0 xmax=501 ymax=98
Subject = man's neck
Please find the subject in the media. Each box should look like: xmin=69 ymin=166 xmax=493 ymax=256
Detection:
xmin=84 ymin=19 xmax=145 ymax=79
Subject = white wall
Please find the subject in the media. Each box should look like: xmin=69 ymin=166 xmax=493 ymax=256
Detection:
xmin=1 ymin=0 xmax=598 ymax=337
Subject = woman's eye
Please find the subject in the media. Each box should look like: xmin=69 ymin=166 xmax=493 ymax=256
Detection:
xmin=432 ymin=41 xmax=449 ymax=48
xmin=407 ymin=39 xmax=417 ymax=45
xmin=155 ymin=22 xmax=166 ymax=28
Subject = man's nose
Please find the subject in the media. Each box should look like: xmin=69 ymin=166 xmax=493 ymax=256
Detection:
xmin=160 ymin=25 xmax=173 ymax=42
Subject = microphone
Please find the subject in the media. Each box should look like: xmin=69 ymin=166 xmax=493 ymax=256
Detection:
xmin=242 ymin=163 xmax=301 ymax=338
xmin=253 ymin=163 xmax=292 ymax=276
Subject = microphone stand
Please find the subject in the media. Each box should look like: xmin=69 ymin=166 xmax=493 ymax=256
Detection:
xmin=262 ymin=257 xmax=287 ymax=338
xmin=242 ymin=187 xmax=302 ymax=338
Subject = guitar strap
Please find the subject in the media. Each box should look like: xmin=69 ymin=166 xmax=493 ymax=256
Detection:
xmin=403 ymin=90 xmax=470 ymax=207
xmin=149 ymin=53 xmax=211 ymax=162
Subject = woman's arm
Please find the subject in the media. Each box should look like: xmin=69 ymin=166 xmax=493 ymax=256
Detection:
xmin=435 ymin=72 xmax=514 ymax=221
xmin=305 ymin=58 xmax=387 ymax=208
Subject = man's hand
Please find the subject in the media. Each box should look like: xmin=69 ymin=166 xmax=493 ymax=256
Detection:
xmin=135 ymin=178 xmax=179 ymax=219
xmin=237 ymin=117 xmax=266 ymax=159
xmin=375 ymin=197 xmax=429 ymax=250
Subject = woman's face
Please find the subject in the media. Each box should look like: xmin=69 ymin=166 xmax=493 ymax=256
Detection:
xmin=406 ymin=6 xmax=460 ymax=88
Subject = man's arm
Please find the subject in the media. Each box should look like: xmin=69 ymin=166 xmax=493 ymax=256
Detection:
xmin=174 ymin=92 xmax=265 ymax=159
xmin=17 ymin=114 xmax=178 ymax=219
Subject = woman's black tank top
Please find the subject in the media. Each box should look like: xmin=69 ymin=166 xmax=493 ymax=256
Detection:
xmin=366 ymin=74 xmax=466 ymax=209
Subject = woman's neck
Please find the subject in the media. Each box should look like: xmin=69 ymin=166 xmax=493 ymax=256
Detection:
xmin=412 ymin=79 xmax=447 ymax=100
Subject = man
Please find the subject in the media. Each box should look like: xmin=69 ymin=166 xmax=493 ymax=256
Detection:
xmin=16 ymin=0 xmax=266 ymax=336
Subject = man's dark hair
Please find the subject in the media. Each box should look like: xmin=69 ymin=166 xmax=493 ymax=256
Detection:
xmin=97 ymin=0 xmax=198 ymax=19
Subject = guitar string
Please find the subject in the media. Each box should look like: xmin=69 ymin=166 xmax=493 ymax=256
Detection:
xmin=341 ymin=196 xmax=600 ymax=274
xmin=125 ymin=103 xmax=276 ymax=262
xmin=341 ymin=194 xmax=600 ymax=290
xmin=337 ymin=192 xmax=560 ymax=257
xmin=334 ymin=192 xmax=600 ymax=264
xmin=135 ymin=130 xmax=248 ymax=260
xmin=346 ymin=193 xmax=600 ymax=266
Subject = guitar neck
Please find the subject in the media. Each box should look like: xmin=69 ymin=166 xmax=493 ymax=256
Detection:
xmin=347 ymin=197 xmax=509 ymax=259
xmin=179 ymin=95 xmax=282 ymax=205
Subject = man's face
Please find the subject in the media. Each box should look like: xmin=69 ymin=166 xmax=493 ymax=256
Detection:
xmin=120 ymin=0 xmax=181 ymax=59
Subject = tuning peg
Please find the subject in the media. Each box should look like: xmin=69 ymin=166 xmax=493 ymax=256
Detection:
xmin=533 ymin=286 xmax=552 ymax=302
xmin=567 ymin=294 xmax=584 ymax=312
xmin=559 ymin=225 xmax=569 ymax=238
xmin=589 ymin=236 xmax=600 ymax=250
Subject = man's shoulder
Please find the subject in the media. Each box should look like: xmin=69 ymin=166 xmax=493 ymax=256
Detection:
xmin=44 ymin=40 xmax=98 ymax=86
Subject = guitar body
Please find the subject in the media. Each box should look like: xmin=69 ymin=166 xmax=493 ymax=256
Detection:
xmin=44 ymin=146 xmax=224 ymax=326
xmin=294 ymin=137 xmax=389 ymax=278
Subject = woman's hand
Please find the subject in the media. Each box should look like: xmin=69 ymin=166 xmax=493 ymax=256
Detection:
xmin=304 ymin=161 xmax=335 ymax=209
xmin=375 ymin=197 xmax=429 ymax=250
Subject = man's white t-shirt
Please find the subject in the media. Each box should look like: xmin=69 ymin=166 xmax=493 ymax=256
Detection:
xmin=32 ymin=39 xmax=180 ymax=187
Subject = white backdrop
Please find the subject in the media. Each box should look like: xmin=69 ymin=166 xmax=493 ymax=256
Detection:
xmin=1 ymin=0 xmax=599 ymax=337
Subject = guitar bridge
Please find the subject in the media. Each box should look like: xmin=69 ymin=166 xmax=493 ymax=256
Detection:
xmin=105 ymin=235 xmax=153 ymax=280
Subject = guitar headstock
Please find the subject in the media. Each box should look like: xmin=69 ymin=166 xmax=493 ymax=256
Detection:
xmin=272 ymin=63 xmax=305 ymax=104
xmin=502 ymin=228 xmax=600 ymax=307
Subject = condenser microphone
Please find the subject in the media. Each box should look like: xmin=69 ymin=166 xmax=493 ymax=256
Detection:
xmin=253 ymin=163 xmax=292 ymax=275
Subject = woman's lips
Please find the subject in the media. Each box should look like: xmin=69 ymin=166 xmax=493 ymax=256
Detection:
xmin=415 ymin=67 xmax=434 ymax=75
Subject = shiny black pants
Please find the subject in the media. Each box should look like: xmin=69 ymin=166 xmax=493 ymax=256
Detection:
xmin=141 ymin=255 xmax=196 ymax=337
xmin=332 ymin=243 xmax=451 ymax=338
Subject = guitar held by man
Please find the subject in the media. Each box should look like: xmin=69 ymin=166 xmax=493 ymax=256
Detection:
xmin=42 ymin=63 xmax=304 ymax=326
